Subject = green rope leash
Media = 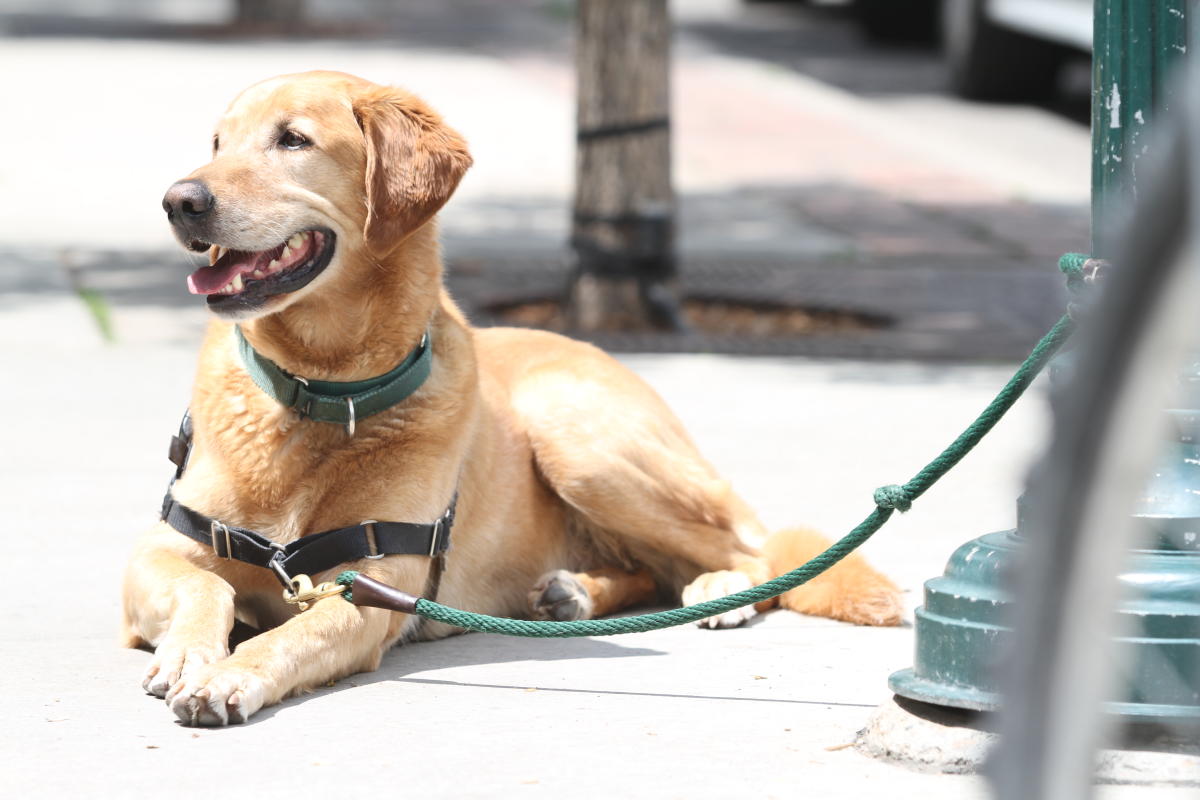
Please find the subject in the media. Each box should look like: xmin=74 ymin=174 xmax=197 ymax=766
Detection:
xmin=336 ymin=255 xmax=1086 ymax=637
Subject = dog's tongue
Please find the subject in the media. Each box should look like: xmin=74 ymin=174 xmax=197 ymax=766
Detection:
xmin=187 ymin=245 xmax=281 ymax=295
xmin=187 ymin=259 xmax=246 ymax=295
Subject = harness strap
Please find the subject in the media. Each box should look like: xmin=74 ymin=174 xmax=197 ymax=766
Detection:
xmin=159 ymin=410 xmax=454 ymax=597
xmin=160 ymin=493 xmax=454 ymax=578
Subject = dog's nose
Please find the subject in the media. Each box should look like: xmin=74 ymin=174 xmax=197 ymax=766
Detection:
xmin=162 ymin=180 xmax=214 ymax=220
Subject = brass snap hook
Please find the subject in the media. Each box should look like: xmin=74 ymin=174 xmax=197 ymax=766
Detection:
xmin=282 ymin=573 xmax=347 ymax=611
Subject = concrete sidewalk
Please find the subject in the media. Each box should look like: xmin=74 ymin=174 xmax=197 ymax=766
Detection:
xmin=4 ymin=332 xmax=1191 ymax=798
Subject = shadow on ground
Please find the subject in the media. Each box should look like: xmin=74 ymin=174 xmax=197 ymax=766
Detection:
xmin=232 ymin=631 xmax=668 ymax=726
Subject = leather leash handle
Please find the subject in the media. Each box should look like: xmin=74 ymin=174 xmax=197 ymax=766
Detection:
xmin=344 ymin=573 xmax=420 ymax=615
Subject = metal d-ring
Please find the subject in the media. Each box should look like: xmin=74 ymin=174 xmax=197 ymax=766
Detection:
xmin=267 ymin=549 xmax=293 ymax=590
xmin=345 ymin=396 xmax=356 ymax=437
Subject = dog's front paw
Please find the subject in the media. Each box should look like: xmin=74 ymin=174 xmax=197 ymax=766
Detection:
xmin=682 ymin=570 xmax=757 ymax=629
xmin=165 ymin=665 xmax=266 ymax=726
xmin=142 ymin=640 xmax=228 ymax=698
xmin=529 ymin=570 xmax=594 ymax=621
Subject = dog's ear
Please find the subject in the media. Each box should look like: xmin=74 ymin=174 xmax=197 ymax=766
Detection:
xmin=353 ymin=87 xmax=472 ymax=256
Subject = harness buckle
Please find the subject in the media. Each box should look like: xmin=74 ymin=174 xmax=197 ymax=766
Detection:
xmin=429 ymin=501 xmax=455 ymax=557
xmin=362 ymin=520 xmax=385 ymax=560
xmin=430 ymin=516 xmax=445 ymax=557
xmin=210 ymin=520 xmax=233 ymax=559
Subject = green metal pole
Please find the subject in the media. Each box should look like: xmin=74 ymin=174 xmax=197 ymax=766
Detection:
xmin=889 ymin=0 xmax=1200 ymax=722
xmin=1094 ymin=0 xmax=1200 ymax=722
xmin=1092 ymin=0 xmax=1190 ymax=248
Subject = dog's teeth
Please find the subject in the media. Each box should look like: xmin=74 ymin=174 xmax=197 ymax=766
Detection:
xmin=267 ymin=258 xmax=280 ymax=272
xmin=253 ymin=269 xmax=265 ymax=279
xmin=281 ymin=245 xmax=293 ymax=260
xmin=231 ymin=273 xmax=244 ymax=292
xmin=288 ymin=233 xmax=304 ymax=248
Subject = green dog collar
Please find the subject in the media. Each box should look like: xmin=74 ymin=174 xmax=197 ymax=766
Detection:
xmin=235 ymin=325 xmax=432 ymax=435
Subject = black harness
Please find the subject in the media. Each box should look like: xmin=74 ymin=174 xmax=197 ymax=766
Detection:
xmin=159 ymin=410 xmax=454 ymax=600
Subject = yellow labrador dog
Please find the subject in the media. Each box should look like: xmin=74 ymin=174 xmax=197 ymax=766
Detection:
xmin=122 ymin=71 xmax=901 ymax=726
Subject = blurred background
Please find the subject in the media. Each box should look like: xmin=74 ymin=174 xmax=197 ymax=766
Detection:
xmin=0 ymin=0 xmax=1094 ymax=360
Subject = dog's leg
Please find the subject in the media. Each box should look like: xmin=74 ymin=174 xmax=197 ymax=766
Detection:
xmin=122 ymin=526 xmax=237 ymax=698
xmin=518 ymin=375 xmax=773 ymax=628
xmin=164 ymin=592 xmax=397 ymax=726
xmin=764 ymin=527 xmax=904 ymax=626
xmin=527 ymin=567 xmax=657 ymax=621
xmin=513 ymin=359 xmax=899 ymax=628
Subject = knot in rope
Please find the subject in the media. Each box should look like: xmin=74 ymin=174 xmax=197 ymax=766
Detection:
xmin=1060 ymin=253 xmax=1107 ymax=295
xmin=873 ymin=484 xmax=913 ymax=512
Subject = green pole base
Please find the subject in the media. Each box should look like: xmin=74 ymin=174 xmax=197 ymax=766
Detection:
xmin=889 ymin=529 xmax=1200 ymax=723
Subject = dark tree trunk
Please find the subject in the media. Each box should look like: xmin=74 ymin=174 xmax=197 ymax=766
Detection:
xmin=569 ymin=0 xmax=683 ymax=332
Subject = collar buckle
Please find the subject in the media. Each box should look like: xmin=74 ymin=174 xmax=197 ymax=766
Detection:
xmin=292 ymin=375 xmax=312 ymax=419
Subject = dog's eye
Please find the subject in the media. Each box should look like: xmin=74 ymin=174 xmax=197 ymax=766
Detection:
xmin=279 ymin=130 xmax=310 ymax=150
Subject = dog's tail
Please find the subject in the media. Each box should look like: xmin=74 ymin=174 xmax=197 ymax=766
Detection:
xmin=763 ymin=527 xmax=904 ymax=626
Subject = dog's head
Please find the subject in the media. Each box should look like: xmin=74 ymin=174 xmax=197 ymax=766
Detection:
xmin=162 ymin=71 xmax=472 ymax=321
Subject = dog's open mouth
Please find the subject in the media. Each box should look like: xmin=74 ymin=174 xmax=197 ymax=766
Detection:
xmin=186 ymin=229 xmax=336 ymax=311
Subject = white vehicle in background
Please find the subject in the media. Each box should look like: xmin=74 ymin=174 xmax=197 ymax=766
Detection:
xmin=852 ymin=0 xmax=1093 ymax=100
xmin=941 ymin=0 xmax=1093 ymax=99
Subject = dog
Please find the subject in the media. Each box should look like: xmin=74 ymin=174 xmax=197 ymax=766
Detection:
xmin=121 ymin=71 xmax=901 ymax=726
